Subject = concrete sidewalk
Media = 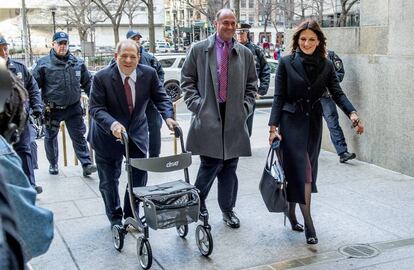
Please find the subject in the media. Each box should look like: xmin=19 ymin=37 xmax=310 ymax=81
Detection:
xmin=29 ymin=107 xmax=414 ymax=270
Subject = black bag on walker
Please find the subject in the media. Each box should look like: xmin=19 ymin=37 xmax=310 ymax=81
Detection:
xmin=259 ymin=140 xmax=288 ymax=213
xmin=136 ymin=180 xmax=200 ymax=230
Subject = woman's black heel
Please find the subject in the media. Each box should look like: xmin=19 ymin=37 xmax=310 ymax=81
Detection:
xmin=284 ymin=212 xmax=304 ymax=232
xmin=305 ymin=224 xmax=318 ymax=245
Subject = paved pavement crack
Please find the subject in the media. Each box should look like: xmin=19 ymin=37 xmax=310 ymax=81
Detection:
xmin=55 ymin=225 xmax=81 ymax=270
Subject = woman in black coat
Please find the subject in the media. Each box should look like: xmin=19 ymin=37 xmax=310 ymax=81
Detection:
xmin=268 ymin=19 xmax=364 ymax=244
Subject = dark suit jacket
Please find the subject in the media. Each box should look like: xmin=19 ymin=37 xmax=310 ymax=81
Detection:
xmin=88 ymin=62 xmax=173 ymax=158
xmin=268 ymin=52 xmax=356 ymax=204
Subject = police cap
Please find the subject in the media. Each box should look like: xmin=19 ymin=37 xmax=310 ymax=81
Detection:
xmin=0 ymin=36 xmax=8 ymax=45
xmin=237 ymin=23 xmax=251 ymax=30
xmin=53 ymin=32 xmax=69 ymax=43
xmin=126 ymin=30 xmax=142 ymax=39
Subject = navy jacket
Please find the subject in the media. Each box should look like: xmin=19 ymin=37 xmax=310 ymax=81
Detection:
xmin=244 ymin=41 xmax=271 ymax=95
xmin=139 ymin=47 xmax=165 ymax=84
xmin=0 ymin=136 xmax=54 ymax=260
xmin=88 ymin=62 xmax=173 ymax=157
xmin=32 ymin=49 xmax=91 ymax=106
xmin=7 ymin=59 xmax=42 ymax=113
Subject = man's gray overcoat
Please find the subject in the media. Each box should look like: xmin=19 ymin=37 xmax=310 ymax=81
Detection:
xmin=181 ymin=34 xmax=257 ymax=160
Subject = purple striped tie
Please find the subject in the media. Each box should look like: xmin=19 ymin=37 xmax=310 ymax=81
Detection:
xmin=218 ymin=42 xmax=228 ymax=102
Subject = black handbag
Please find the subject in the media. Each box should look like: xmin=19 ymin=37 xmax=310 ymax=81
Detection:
xmin=259 ymin=140 xmax=288 ymax=213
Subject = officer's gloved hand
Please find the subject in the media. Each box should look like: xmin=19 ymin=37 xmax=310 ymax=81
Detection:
xmin=32 ymin=110 xmax=43 ymax=124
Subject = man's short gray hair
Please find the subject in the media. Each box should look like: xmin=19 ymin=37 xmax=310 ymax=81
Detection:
xmin=116 ymin=39 xmax=140 ymax=54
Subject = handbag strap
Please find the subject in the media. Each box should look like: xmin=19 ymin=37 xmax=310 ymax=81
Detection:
xmin=265 ymin=143 xmax=282 ymax=170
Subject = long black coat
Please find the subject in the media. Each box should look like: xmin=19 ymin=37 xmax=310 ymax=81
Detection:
xmin=268 ymin=52 xmax=356 ymax=204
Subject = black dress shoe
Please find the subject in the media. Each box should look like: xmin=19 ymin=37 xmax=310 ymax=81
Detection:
xmin=339 ymin=151 xmax=356 ymax=163
xmin=222 ymin=211 xmax=240 ymax=229
xmin=83 ymin=164 xmax=97 ymax=176
xmin=284 ymin=213 xmax=304 ymax=232
xmin=305 ymin=224 xmax=318 ymax=245
xmin=49 ymin=164 xmax=59 ymax=175
xmin=110 ymin=218 xmax=123 ymax=228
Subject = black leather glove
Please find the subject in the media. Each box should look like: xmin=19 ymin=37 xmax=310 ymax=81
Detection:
xmin=32 ymin=110 xmax=42 ymax=120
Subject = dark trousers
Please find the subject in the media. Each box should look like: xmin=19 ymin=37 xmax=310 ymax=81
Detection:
xmin=13 ymin=120 xmax=36 ymax=186
xmin=96 ymin=145 xmax=147 ymax=223
xmin=195 ymin=156 xmax=239 ymax=213
xmin=146 ymin=102 xmax=162 ymax=158
xmin=320 ymin=96 xmax=348 ymax=155
xmin=44 ymin=102 xmax=92 ymax=166
xmin=246 ymin=102 xmax=256 ymax=137
xmin=29 ymin=123 xmax=38 ymax=169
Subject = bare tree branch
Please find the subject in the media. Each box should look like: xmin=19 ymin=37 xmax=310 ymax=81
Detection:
xmin=338 ymin=0 xmax=359 ymax=26
xmin=91 ymin=0 xmax=128 ymax=45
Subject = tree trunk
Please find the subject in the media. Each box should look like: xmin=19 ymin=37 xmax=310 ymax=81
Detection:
xmin=148 ymin=0 xmax=155 ymax=53
xmin=129 ymin=15 xmax=133 ymax=29
xmin=234 ymin=0 xmax=240 ymax=22
xmin=319 ymin=1 xmax=324 ymax=23
xmin=113 ymin=22 xmax=120 ymax=46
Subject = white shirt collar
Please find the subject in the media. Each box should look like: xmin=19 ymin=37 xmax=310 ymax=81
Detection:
xmin=117 ymin=64 xmax=137 ymax=84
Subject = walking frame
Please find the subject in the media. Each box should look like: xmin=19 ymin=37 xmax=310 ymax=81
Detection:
xmin=111 ymin=126 xmax=213 ymax=269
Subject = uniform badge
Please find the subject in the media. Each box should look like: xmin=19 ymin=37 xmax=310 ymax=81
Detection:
xmin=17 ymin=72 xmax=23 ymax=80
xmin=75 ymin=70 xmax=81 ymax=77
xmin=335 ymin=60 xmax=342 ymax=70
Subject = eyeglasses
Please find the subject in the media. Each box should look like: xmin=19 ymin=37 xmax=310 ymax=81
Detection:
xmin=236 ymin=30 xmax=249 ymax=34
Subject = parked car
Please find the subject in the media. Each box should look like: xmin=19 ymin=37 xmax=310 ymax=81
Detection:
xmin=69 ymin=44 xmax=82 ymax=53
xmin=256 ymin=58 xmax=278 ymax=106
xmin=142 ymin=41 xmax=173 ymax=53
xmin=155 ymin=53 xmax=186 ymax=102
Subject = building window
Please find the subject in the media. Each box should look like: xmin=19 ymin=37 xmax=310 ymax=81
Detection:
xmin=249 ymin=0 xmax=254 ymax=8
xmin=241 ymin=0 xmax=246 ymax=8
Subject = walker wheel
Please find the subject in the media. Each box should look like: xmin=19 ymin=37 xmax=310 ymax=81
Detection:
xmin=176 ymin=224 xmax=189 ymax=238
xmin=195 ymin=225 xmax=213 ymax=256
xmin=112 ymin=225 xmax=124 ymax=251
xmin=137 ymin=237 xmax=152 ymax=269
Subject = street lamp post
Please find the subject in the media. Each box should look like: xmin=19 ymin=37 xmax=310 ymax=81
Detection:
xmin=49 ymin=6 xmax=57 ymax=34
xmin=172 ymin=9 xmax=177 ymax=52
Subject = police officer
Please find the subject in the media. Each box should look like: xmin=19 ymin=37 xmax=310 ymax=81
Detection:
xmin=0 ymin=60 xmax=54 ymax=267
xmin=32 ymin=32 xmax=97 ymax=175
xmin=0 ymin=36 xmax=43 ymax=193
xmin=321 ymin=50 xmax=356 ymax=163
xmin=126 ymin=30 xmax=165 ymax=157
xmin=236 ymin=23 xmax=271 ymax=136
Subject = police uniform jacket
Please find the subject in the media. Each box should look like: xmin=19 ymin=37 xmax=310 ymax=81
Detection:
xmin=7 ymin=59 xmax=42 ymax=113
xmin=244 ymin=41 xmax=271 ymax=95
xmin=139 ymin=47 xmax=165 ymax=84
xmin=32 ymin=49 xmax=91 ymax=106
xmin=268 ymin=52 xmax=356 ymax=204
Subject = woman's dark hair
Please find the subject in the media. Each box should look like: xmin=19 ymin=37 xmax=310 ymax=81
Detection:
xmin=289 ymin=19 xmax=327 ymax=58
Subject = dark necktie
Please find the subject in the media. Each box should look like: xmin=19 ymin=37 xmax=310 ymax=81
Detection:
xmin=218 ymin=41 xmax=229 ymax=103
xmin=124 ymin=76 xmax=133 ymax=114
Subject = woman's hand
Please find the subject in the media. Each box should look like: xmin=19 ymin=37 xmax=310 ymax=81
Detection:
xmin=268 ymin=126 xmax=282 ymax=145
xmin=349 ymin=112 xmax=364 ymax=135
